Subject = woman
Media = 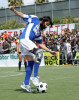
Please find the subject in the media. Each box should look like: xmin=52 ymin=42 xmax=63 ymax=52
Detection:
xmin=10 ymin=6 xmax=57 ymax=93
xmin=16 ymin=35 xmax=27 ymax=71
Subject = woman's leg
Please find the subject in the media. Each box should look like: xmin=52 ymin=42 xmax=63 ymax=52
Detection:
xmin=24 ymin=61 xmax=34 ymax=85
xmin=18 ymin=54 xmax=22 ymax=71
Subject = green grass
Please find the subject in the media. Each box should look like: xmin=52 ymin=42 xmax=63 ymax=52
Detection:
xmin=0 ymin=65 xmax=79 ymax=100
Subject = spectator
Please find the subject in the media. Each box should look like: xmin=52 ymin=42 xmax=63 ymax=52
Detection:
xmin=2 ymin=40 xmax=10 ymax=54
xmin=0 ymin=27 xmax=78 ymax=65
xmin=0 ymin=32 xmax=4 ymax=39
xmin=71 ymin=29 xmax=75 ymax=35
xmin=59 ymin=42 xmax=67 ymax=65
xmin=71 ymin=35 xmax=75 ymax=40
xmin=76 ymin=29 xmax=79 ymax=35
xmin=3 ymin=31 xmax=8 ymax=39
xmin=71 ymin=39 xmax=76 ymax=64
xmin=0 ymin=43 xmax=3 ymax=54
xmin=58 ymin=34 xmax=61 ymax=42
xmin=76 ymin=35 xmax=79 ymax=44
xmin=75 ymin=41 xmax=79 ymax=52
xmin=50 ymin=41 xmax=58 ymax=51
xmin=0 ymin=37 xmax=3 ymax=46
xmin=57 ymin=42 xmax=60 ymax=52
xmin=13 ymin=31 xmax=18 ymax=39
xmin=47 ymin=40 xmax=52 ymax=49
xmin=66 ymin=40 xmax=72 ymax=64
xmin=42 ymin=36 xmax=46 ymax=45
xmin=10 ymin=39 xmax=16 ymax=53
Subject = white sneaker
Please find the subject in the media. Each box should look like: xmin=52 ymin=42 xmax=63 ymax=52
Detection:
xmin=30 ymin=76 xmax=39 ymax=86
xmin=20 ymin=82 xmax=33 ymax=93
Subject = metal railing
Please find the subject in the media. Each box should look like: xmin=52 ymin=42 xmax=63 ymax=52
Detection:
xmin=0 ymin=0 xmax=79 ymax=23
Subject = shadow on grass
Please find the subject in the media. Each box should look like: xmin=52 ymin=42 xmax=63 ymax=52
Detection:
xmin=14 ymin=88 xmax=47 ymax=94
xmin=15 ymin=88 xmax=39 ymax=94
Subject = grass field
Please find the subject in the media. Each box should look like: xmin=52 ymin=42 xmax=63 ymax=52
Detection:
xmin=0 ymin=65 xmax=79 ymax=100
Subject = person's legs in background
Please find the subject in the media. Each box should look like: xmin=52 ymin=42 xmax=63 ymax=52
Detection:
xmin=65 ymin=53 xmax=67 ymax=64
xmin=24 ymin=57 xmax=27 ymax=70
xmin=18 ymin=54 xmax=22 ymax=71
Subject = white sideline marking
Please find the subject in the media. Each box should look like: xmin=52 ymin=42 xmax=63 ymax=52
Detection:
xmin=0 ymin=73 xmax=23 ymax=78
xmin=0 ymin=71 xmax=17 ymax=74
xmin=47 ymin=77 xmax=72 ymax=81
xmin=44 ymin=76 xmax=76 ymax=83
xmin=42 ymin=66 xmax=78 ymax=70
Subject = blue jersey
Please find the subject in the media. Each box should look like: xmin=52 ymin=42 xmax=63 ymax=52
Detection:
xmin=20 ymin=14 xmax=42 ymax=44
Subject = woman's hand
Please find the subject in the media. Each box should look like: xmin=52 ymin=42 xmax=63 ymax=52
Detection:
xmin=50 ymin=50 xmax=58 ymax=56
xmin=9 ymin=6 xmax=15 ymax=11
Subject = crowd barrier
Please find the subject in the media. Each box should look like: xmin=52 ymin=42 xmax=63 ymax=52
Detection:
xmin=0 ymin=52 xmax=59 ymax=67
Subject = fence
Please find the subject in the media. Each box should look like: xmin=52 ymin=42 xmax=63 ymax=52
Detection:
xmin=0 ymin=0 xmax=79 ymax=24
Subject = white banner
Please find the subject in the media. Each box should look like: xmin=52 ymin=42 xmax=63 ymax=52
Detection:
xmin=0 ymin=54 xmax=44 ymax=67
xmin=0 ymin=54 xmax=19 ymax=67
xmin=0 ymin=23 xmax=77 ymax=36
xmin=0 ymin=28 xmax=24 ymax=36
xmin=43 ymin=23 xmax=76 ymax=35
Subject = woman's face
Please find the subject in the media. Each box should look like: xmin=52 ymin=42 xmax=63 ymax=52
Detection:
xmin=43 ymin=21 xmax=50 ymax=28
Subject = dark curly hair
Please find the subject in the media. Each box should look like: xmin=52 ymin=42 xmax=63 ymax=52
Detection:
xmin=39 ymin=16 xmax=53 ymax=31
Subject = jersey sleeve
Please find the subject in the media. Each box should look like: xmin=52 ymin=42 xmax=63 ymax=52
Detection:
xmin=23 ymin=14 xmax=39 ymax=24
xmin=35 ymin=36 xmax=42 ymax=44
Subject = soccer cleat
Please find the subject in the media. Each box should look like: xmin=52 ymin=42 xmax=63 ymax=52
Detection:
xmin=33 ymin=48 xmax=43 ymax=64
xmin=20 ymin=82 xmax=34 ymax=93
xmin=30 ymin=76 xmax=39 ymax=86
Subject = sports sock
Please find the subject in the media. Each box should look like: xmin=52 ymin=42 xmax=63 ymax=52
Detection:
xmin=19 ymin=61 xmax=21 ymax=71
xmin=34 ymin=62 xmax=40 ymax=77
xmin=24 ymin=62 xmax=27 ymax=70
xmin=24 ymin=61 xmax=34 ymax=85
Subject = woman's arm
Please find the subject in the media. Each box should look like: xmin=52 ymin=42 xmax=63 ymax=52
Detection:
xmin=9 ymin=6 xmax=24 ymax=18
xmin=39 ymin=43 xmax=57 ymax=56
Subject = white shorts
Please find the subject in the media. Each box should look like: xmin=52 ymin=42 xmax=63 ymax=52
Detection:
xmin=19 ymin=39 xmax=37 ymax=57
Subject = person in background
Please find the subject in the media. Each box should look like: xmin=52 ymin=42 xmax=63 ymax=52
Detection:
xmin=75 ymin=41 xmax=79 ymax=53
xmin=17 ymin=35 xmax=27 ymax=71
xmin=66 ymin=40 xmax=72 ymax=64
xmin=10 ymin=39 xmax=16 ymax=53
xmin=0 ymin=37 xmax=3 ymax=46
xmin=3 ymin=31 xmax=8 ymax=39
xmin=59 ymin=42 xmax=67 ymax=65
xmin=0 ymin=38 xmax=3 ymax=54
xmin=13 ymin=31 xmax=18 ymax=39
xmin=50 ymin=41 xmax=58 ymax=52
xmin=2 ymin=40 xmax=10 ymax=54
xmin=71 ymin=39 xmax=76 ymax=65
xmin=57 ymin=42 xmax=60 ymax=52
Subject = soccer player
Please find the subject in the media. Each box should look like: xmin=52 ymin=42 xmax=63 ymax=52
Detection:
xmin=10 ymin=6 xmax=57 ymax=93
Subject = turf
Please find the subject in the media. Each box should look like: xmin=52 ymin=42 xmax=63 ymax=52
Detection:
xmin=0 ymin=65 xmax=79 ymax=100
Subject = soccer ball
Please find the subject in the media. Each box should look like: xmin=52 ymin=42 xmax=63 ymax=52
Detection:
xmin=37 ymin=82 xmax=48 ymax=93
